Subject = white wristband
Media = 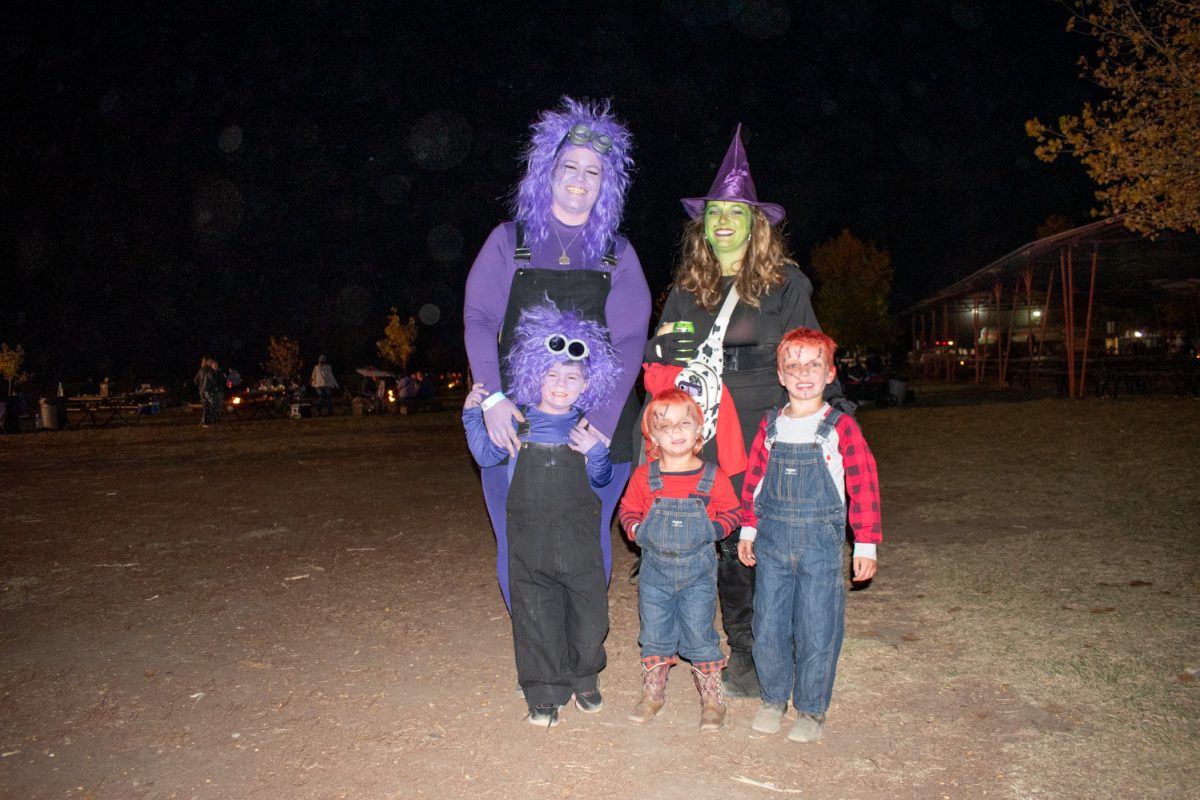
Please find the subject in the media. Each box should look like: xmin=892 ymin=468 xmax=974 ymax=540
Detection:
xmin=480 ymin=391 xmax=507 ymax=412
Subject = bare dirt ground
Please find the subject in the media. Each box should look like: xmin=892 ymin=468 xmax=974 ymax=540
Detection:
xmin=1 ymin=391 xmax=1196 ymax=800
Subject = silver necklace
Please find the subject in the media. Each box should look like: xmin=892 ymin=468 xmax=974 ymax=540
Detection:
xmin=552 ymin=224 xmax=582 ymax=265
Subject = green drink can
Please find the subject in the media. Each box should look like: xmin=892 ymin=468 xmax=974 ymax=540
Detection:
xmin=673 ymin=321 xmax=695 ymax=334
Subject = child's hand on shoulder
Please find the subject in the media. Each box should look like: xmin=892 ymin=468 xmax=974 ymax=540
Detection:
xmin=463 ymin=383 xmax=488 ymax=410
xmin=568 ymin=418 xmax=605 ymax=455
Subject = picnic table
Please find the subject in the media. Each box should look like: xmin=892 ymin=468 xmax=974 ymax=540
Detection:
xmin=225 ymin=390 xmax=305 ymax=420
xmin=64 ymin=396 xmax=146 ymax=428
xmin=1049 ymin=356 xmax=1200 ymax=398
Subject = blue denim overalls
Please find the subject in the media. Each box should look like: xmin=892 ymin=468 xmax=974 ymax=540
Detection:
xmin=507 ymin=431 xmax=609 ymax=709
xmin=750 ymin=408 xmax=846 ymax=716
xmin=636 ymin=461 xmax=725 ymax=665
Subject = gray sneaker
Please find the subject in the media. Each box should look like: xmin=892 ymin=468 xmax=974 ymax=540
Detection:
xmin=527 ymin=704 xmax=560 ymax=729
xmin=751 ymin=702 xmax=787 ymax=734
xmin=574 ymin=688 xmax=603 ymax=713
xmin=787 ymin=712 xmax=825 ymax=742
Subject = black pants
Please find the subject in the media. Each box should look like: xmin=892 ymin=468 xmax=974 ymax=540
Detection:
xmin=718 ymin=540 xmax=755 ymax=652
xmin=507 ymin=443 xmax=609 ymax=707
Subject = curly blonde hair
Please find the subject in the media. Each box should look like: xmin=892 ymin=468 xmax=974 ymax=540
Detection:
xmin=673 ymin=207 xmax=796 ymax=312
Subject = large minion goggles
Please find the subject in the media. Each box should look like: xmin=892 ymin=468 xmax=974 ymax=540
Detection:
xmin=563 ymin=123 xmax=613 ymax=156
xmin=544 ymin=333 xmax=590 ymax=361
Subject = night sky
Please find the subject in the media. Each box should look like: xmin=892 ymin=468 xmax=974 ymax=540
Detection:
xmin=4 ymin=0 xmax=1100 ymax=388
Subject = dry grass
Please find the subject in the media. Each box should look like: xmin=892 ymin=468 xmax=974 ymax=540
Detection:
xmin=863 ymin=388 xmax=1200 ymax=798
xmin=2 ymin=393 xmax=1197 ymax=798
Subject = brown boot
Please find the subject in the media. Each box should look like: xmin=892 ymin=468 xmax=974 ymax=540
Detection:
xmin=628 ymin=663 xmax=669 ymax=724
xmin=692 ymin=666 xmax=727 ymax=733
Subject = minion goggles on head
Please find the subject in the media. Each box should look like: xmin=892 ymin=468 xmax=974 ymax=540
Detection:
xmin=562 ymin=123 xmax=613 ymax=156
xmin=544 ymin=333 xmax=589 ymax=361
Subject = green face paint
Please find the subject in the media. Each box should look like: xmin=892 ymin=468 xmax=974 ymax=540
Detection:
xmin=703 ymin=201 xmax=752 ymax=261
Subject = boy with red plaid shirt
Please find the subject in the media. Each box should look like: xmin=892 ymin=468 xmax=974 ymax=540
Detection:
xmin=737 ymin=327 xmax=881 ymax=743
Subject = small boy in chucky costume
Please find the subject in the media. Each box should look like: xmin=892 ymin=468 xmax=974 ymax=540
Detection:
xmin=738 ymin=327 xmax=881 ymax=743
xmin=619 ymin=388 xmax=741 ymax=731
xmin=463 ymin=299 xmax=621 ymax=729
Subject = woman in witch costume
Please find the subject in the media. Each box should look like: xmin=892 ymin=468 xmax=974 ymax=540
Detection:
xmin=464 ymin=97 xmax=651 ymax=610
xmin=644 ymin=125 xmax=843 ymax=698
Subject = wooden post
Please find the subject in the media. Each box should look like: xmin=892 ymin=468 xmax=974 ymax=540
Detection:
xmin=992 ymin=282 xmax=1005 ymax=385
xmin=1003 ymin=275 xmax=1020 ymax=387
xmin=1023 ymin=268 xmax=1034 ymax=359
xmin=1078 ymin=246 xmax=1099 ymax=397
xmin=1039 ymin=264 xmax=1055 ymax=361
xmin=1061 ymin=250 xmax=1075 ymax=398
xmin=1067 ymin=247 xmax=1079 ymax=398
xmin=973 ymin=294 xmax=983 ymax=384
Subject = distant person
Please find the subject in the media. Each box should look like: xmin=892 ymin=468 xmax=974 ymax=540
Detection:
xmin=462 ymin=300 xmax=620 ymax=728
xmin=416 ymin=371 xmax=434 ymax=400
xmin=374 ymin=375 xmax=390 ymax=413
xmin=209 ymin=358 xmax=225 ymax=423
xmin=310 ymin=355 xmax=339 ymax=417
xmin=619 ymin=388 xmax=740 ymax=732
xmin=396 ymin=372 xmax=417 ymax=401
xmin=737 ymin=328 xmax=881 ymax=743
xmin=194 ymin=357 xmax=216 ymax=427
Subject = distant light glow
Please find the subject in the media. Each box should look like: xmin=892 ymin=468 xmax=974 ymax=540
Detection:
xmin=218 ymin=125 xmax=243 ymax=153
xmin=419 ymin=304 xmax=441 ymax=325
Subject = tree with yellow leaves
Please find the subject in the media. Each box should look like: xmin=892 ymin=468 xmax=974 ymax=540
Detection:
xmin=1026 ymin=0 xmax=1199 ymax=235
xmin=0 ymin=342 xmax=28 ymax=395
xmin=809 ymin=230 xmax=896 ymax=359
xmin=262 ymin=335 xmax=302 ymax=382
xmin=377 ymin=308 xmax=417 ymax=371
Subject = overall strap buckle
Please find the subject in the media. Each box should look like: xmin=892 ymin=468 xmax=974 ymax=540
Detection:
xmin=514 ymin=222 xmax=531 ymax=262
xmin=647 ymin=458 xmax=664 ymax=494
xmin=601 ymin=236 xmax=618 ymax=267
xmin=695 ymin=461 xmax=718 ymax=495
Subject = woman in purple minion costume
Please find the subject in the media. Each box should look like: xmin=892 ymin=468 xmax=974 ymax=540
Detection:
xmin=464 ymin=97 xmax=651 ymax=609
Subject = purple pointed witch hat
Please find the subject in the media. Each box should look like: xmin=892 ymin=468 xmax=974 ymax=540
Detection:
xmin=680 ymin=124 xmax=785 ymax=225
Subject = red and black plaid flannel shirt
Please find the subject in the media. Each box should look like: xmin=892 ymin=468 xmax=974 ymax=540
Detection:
xmin=739 ymin=407 xmax=882 ymax=544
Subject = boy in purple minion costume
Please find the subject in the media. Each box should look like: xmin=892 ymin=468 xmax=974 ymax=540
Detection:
xmin=463 ymin=299 xmax=622 ymax=728
xmin=464 ymin=97 xmax=651 ymax=610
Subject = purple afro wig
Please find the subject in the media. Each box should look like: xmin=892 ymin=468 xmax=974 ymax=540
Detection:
xmin=504 ymin=297 xmax=622 ymax=413
xmin=512 ymin=96 xmax=634 ymax=264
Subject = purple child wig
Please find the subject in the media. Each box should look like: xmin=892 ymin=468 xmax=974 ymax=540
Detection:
xmin=504 ymin=297 xmax=622 ymax=413
xmin=512 ymin=96 xmax=634 ymax=263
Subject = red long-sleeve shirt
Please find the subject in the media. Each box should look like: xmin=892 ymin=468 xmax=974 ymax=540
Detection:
xmin=619 ymin=462 xmax=741 ymax=541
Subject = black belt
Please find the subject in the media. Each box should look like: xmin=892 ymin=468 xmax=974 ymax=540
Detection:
xmin=723 ymin=344 xmax=777 ymax=371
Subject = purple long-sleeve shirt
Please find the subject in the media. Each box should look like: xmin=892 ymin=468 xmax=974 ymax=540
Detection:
xmin=463 ymin=220 xmax=651 ymax=440
xmin=463 ymin=405 xmax=613 ymax=488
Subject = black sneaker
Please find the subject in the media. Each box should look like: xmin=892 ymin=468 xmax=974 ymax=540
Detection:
xmin=527 ymin=704 xmax=560 ymax=729
xmin=574 ymin=688 xmax=603 ymax=713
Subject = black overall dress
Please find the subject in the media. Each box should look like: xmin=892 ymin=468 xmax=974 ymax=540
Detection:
xmin=506 ymin=411 xmax=609 ymax=708
xmin=498 ymin=226 xmax=639 ymax=464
